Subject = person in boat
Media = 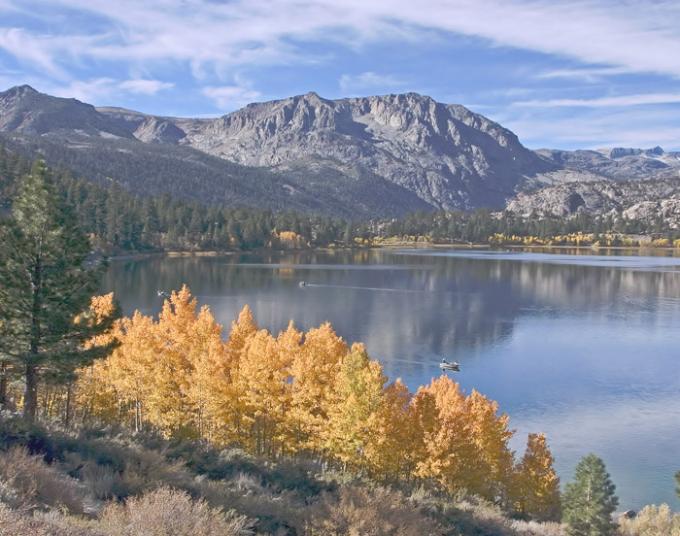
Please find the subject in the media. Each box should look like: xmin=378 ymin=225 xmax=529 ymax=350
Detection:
xmin=157 ymin=290 xmax=170 ymax=298
xmin=439 ymin=358 xmax=460 ymax=372
xmin=298 ymin=281 xmax=306 ymax=287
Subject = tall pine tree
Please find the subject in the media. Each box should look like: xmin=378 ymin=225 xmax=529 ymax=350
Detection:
xmin=563 ymin=454 xmax=619 ymax=536
xmin=0 ymin=160 xmax=117 ymax=421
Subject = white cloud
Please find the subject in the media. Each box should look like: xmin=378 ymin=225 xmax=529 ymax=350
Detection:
xmin=0 ymin=27 xmax=69 ymax=78
xmin=52 ymin=77 xmax=117 ymax=102
xmin=118 ymin=79 xmax=174 ymax=95
xmin=4 ymin=0 xmax=680 ymax=81
xmin=514 ymin=93 xmax=680 ymax=108
xmin=202 ymin=85 xmax=262 ymax=110
xmin=339 ymin=71 xmax=404 ymax=94
xmin=48 ymin=77 xmax=175 ymax=103
xmin=535 ymin=66 xmax=634 ymax=83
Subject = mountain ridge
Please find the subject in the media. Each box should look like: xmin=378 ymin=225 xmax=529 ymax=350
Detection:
xmin=2 ymin=84 xmax=679 ymax=218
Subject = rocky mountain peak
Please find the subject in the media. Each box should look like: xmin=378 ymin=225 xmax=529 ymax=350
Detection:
xmin=0 ymin=84 xmax=132 ymax=139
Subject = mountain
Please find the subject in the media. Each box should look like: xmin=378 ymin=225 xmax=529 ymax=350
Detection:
xmin=156 ymin=92 xmax=556 ymax=209
xmin=0 ymin=85 xmax=132 ymax=138
xmin=0 ymin=85 xmax=560 ymax=215
xmin=0 ymin=86 xmax=433 ymax=217
xmin=1 ymin=84 xmax=678 ymax=218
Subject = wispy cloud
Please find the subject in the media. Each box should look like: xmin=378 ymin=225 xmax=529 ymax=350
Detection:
xmin=48 ymin=77 xmax=174 ymax=103
xmin=202 ymin=85 xmax=262 ymax=110
xmin=535 ymin=66 xmax=633 ymax=83
xmin=514 ymin=93 xmax=680 ymax=108
xmin=3 ymin=0 xmax=680 ymax=80
xmin=118 ymin=79 xmax=174 ymax=95
xmin=339 ymin=72 xmax=405 ymax=94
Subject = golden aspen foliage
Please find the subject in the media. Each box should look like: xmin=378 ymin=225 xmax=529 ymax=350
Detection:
xmin=287 ymin=322 xmax=347 ymax=453
xmin=363 ymin=378 xmax=417 ymax=481
xmin=274 ymin=321 xmax=304 ymax=451
xmin=197 ymin=305 xmax=260 ymax=445
xmin=78 ymin=293 xmax=119 ymax=349
xmin=514 ymin=433 xmax=561 ymax=521
xmin=410 ymin=377 xmax=517 ymax=502
xmin=75 ymin=359 xmax=122 ymax=425
xmin=72 ymin=293 xmax=121 ymax=424
xmin=412 ymin=376 xmax=479 ymax=494
xmin=149 ymin=286 xmax=207 ymax=437
xmin=324 ymin=343 xmax=386 ymax=470
xmin=227 ymin=304 xmax=258 ymax=355
xmin=108 ymin=312 xmax=161 ymax=431
xmin=465 ymin=389 xmax=515 ymax=502
xmin=73 ymin=285 xmax=558 ymax=509
xmin=235 ymin=329 xmax=290 ymax=456
xmin=181 ymin=305 xmax=228 ymax=440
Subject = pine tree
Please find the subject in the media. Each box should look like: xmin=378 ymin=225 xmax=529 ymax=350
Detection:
xmin=563 ymin=454 xmax=618 ymax=536
xmin=0 ymin=161 xmax=117 ymax=421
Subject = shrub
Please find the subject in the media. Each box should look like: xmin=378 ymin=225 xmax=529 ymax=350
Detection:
xmin=0 ymin=415 xmax=56 ymax=461
xmin=0 ymin=447 xmax=83 ymax=514
xmin=304 ymin=485 xmax=438 ymax=536
xmin=618 ymin=504 xmax=680 ymax=536
xmin=0 ymin=504 xmax=99 ymax=536
xmin=98 ymin=487 xmax=253 ymax=536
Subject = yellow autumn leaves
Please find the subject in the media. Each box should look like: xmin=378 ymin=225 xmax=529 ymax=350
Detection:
xmin=74 ymin=286 xmax=560 ymax=519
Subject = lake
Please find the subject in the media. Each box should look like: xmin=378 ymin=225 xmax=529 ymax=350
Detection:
xmin=103 ymin=248 xmax=680 ymax=510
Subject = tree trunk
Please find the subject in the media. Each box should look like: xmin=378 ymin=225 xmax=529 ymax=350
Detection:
xmin=64 ymin=381 xmax=73 ymax=428
xmin=24 ymin=363 xmax=38 ymax=422
xmin=0 ymin=361 xmax=8 ymax=409
xmin=24 ymin=254 xmax=42 ymax=423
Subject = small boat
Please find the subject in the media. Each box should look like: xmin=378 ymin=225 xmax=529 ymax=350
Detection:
xmin=298 ymin=281 xmax=306 ymax=288
xmin=157 ymin=290 xmax=170 ymax=298
xmin=439 ymin=359 xmax=460 ymax=372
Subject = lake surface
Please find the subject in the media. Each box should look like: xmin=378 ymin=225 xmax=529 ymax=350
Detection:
xmin=103 ymin=248 xmax=680 ymax=510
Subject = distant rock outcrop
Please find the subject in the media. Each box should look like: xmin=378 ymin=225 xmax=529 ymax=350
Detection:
xmin=506 ymin=176 xmax=680 ymax=228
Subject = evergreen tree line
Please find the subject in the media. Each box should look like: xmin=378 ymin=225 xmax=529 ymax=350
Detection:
xmin=0 ymin=147 xmax=350 ymax=253
xmin=384 ymin=209 xmax=678 ymax=244
xmin=4 ymin=148 xmax=676 ymax=257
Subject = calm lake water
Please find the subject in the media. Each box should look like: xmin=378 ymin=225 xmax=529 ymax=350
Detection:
xmin=103 ymin=248 xmax=680 ymax=510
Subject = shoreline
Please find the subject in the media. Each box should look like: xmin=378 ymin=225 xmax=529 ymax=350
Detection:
xmin=107 ymin=241 xmax=680 ymax=261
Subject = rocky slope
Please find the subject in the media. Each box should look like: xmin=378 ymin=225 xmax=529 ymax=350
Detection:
xmin=506 ymin=176 xmax=680 ymax=228
xmin=161 ymin=92 xmax=557 ymax=209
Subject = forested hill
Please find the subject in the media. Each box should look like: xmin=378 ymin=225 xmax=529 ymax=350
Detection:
xmin=0 ymin=147 xmax=350 ymax=253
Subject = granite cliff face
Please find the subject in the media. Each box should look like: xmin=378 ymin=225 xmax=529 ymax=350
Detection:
xmin=165 ymin=92 xmax=555 ymax=209
xmin=506 ymin=176 xmax=680 ymax=227
xmin=1 ymin=84 xmax=679 ymax=219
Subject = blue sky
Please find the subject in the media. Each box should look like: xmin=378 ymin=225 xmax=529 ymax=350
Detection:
xmin=1 ymin=0 xmax=680 ymax=150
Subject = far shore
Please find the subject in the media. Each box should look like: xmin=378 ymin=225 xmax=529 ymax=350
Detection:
xmin=107 ymin=241 xmax=680 ymax=262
